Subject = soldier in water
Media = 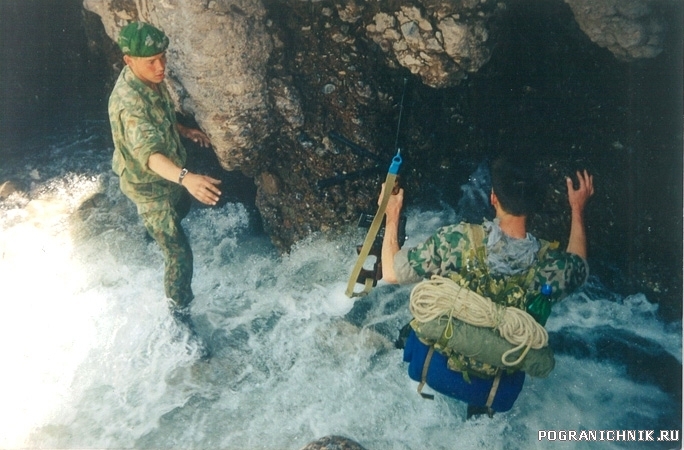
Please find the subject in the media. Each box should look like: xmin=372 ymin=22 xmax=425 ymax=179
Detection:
xmin=108 ymin=22 xmax=221 ymax=341
xmin=380 ymin=157 xmax=594 ymax=417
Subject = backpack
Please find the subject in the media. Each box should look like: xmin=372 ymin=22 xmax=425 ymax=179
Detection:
xmin=411 ymin=223 xmax=558 ymax=380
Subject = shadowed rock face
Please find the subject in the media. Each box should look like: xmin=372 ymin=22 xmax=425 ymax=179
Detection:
xmin=68 ymin=0 xmax=684 ymax=319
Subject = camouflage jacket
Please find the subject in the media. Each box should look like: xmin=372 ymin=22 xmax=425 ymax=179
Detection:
xmin=108 ymin=66 xmax=186 ymax=214
xmin=397 ymin=221 xmax=587 ymax=308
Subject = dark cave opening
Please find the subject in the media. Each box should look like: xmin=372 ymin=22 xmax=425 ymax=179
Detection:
xmin=0 ymin=0 xmax=112 ymax=152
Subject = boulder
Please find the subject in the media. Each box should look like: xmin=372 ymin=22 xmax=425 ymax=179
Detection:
xmin=565 ymin=0 xmax=665 ymax=60
xmin=366 ymin=2 xmax=497 ymax=88
xmin=0 ymin=181 xmax=19 ymax=199
xmin=299 ymin=435 xmax=367 ymax=450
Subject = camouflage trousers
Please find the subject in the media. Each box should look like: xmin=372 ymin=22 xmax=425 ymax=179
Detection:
xmin=140 ymin=192 xmax=194 ymax=310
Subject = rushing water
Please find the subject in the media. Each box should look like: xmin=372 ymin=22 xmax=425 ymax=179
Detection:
xmin=0 ymin=121 xmax=680 ymax=449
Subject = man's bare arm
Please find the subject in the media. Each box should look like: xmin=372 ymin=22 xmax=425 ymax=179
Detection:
xmin=565 ymin=170 xmax=594 ymax=259
xmin=147 ymin=153 xmax=222 ymax=206
xmin=379 ymin=183 xmax=404 ymax=284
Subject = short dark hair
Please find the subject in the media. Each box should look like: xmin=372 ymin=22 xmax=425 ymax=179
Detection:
xmin=490 ymin=157 xmax=538 ymax=216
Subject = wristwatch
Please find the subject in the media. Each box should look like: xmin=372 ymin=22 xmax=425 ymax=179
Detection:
xmin=178 ymin=168 xmax=188 ymax=185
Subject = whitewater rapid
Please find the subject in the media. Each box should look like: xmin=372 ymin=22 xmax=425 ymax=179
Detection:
xmin=0 ymin=122 xmax=680 ymax=449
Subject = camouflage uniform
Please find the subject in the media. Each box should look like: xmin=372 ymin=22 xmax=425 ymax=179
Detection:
xmin=109 ymin=65 xmax=194 ymax=309
xmin=396 ymin=220 xmax=587 ymax=377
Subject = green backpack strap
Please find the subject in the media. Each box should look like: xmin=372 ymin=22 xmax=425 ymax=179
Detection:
xmin=447 ymin=223 xmax=486 ymax=285
xmin=464 ymin=223 xmax=487 ymax=268
xmin=468 ymin=223 xmax=486 ymax=249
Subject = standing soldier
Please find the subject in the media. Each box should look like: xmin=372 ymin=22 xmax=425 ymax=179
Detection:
xmin=108 ymin=22 xmax=222 ymax=336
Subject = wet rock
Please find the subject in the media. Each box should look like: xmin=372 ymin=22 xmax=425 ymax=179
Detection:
xmin=366 ymin=2 xmax=497 ymax=88
xmin=336 ymin=2 xmax=364 ymax=24
xmin=0 ymin=181 xmax=19 ymax=199
xmin=299 ymin=435 xmax=367 ymax=450
xmin=564 ymin=0 xmax=665 ymax=60
xmin=257 ymin=171 xmax=281 ymax=196
xmin=270 ymin=77 xmax=305 ymax=128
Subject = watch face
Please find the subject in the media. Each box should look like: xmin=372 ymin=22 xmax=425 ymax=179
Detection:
xmin=179 ymin=168 xmax=188 ymax=184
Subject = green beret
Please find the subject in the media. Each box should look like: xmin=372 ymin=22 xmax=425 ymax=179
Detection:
xmin=117 ymin=22 xmax=169 ymax=57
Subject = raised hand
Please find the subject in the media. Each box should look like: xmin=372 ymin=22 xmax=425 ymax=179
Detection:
xmin=566 ymin=170 xmax=594 ymax=215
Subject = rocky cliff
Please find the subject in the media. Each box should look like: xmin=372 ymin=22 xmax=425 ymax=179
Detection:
xmin=82 ymin=0 xmax=682 ymax=319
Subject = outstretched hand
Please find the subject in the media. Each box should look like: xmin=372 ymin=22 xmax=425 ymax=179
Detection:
xmin=182 ymin=173 xmax=222 ymax=206
xmin=566 ymin=170 xmax=594 ymax=215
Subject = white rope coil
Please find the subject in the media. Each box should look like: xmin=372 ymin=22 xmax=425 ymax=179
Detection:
xmin=409 ymin=275 xmax=548 ymax=366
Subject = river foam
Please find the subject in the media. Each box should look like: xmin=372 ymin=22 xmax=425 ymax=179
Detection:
xmin=0 ymin=124 xmax=680 ymax=449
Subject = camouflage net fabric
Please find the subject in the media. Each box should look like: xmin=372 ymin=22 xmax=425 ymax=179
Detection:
xmin=410 ymin=275 xmax=548 ymax=366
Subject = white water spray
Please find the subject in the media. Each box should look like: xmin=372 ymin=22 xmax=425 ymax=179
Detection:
xmin=0 ymin=126 xmax=680 ymax=449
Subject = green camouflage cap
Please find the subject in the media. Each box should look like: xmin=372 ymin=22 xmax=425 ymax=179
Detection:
xmin=117 ymin=22 xmax=169 ymax=57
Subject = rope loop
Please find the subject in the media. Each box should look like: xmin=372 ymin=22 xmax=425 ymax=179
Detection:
xmin=444 ymin=315 xmax=454 ymax=340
